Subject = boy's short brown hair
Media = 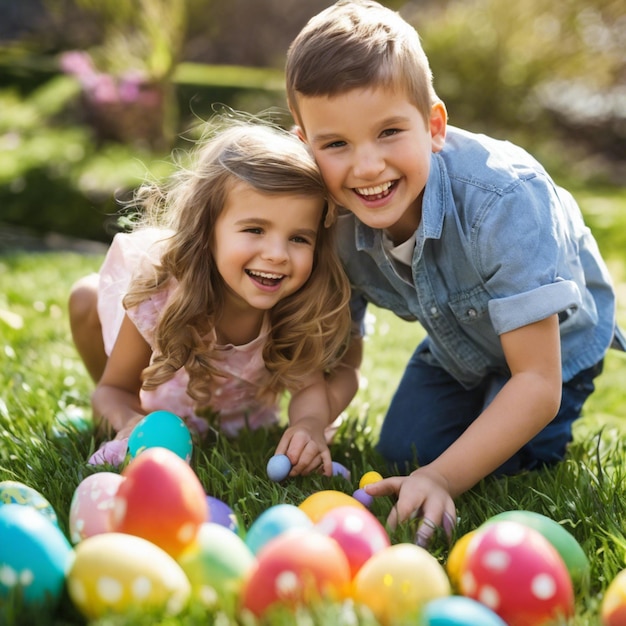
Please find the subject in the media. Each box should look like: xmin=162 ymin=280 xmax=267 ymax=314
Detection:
xmin=286 ymin=0 xmax=438 ymax=126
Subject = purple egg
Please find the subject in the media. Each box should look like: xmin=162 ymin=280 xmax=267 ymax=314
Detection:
xmin=331 ymin=461 xmax=351 ymax=481
xmin=205 ymin=495 xmax=238 ymax=533
xmin=352 ymin=487 xmax=374 ymax=509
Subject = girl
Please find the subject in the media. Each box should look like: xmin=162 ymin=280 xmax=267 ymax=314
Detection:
xmin=69 ymin=117 xmax=353 ymax=475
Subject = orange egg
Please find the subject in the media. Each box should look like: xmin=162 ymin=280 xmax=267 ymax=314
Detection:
xmin=240 ymin=529 xmax=351 ymax=617
xmin=298 ymin=490 xmax=365 ymax=524
xmin=602 ymin=569 xmax=626 ymax=626
xmin=446 ymin=529 xmax=477 ymax=591
xmin=110 ymin=447 xmax=207 ymax=559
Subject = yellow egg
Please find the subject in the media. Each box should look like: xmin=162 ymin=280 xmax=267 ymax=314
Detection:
xmin=67 ymin=533 xmax=191 ymax=619
xmin=299 ymin=490 xmax=365 ymax=524
xmin=359 ymin=471 xmax=383 ymax=489
xmin=352 ymin=542 xmax=450 ymax=624
xmin=445 ymin=530 xmax=477 ymax=591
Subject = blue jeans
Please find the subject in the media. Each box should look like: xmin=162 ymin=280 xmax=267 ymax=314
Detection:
xmin=376 ymin=340 xmax=604 ymax=475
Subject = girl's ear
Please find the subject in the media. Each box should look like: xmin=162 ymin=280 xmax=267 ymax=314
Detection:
xmin=430 ymin=101 xmax=447 ymax=153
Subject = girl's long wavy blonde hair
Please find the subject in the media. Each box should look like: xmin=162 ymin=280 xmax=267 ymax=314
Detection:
xmin=123 ymin=116 xmax=351 ymax=407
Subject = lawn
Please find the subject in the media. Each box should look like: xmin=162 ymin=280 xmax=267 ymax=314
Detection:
xmin=1 ymin=183 xmax=626 ymax=625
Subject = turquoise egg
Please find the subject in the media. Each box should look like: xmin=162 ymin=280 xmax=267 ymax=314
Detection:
xmin=421 ymin=596 xmax=507 ymax=625
xmin=245 ymin=504 xmax=313 ymax=555
xmin=0 ymin=480 xmax=59 ymax=527
xmin=127 ymin=410 xmax=193 ymax=462
xmin=0 ymin=504 xmax=73 ymax=608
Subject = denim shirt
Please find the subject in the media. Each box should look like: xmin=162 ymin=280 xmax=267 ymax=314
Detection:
xmin=338 ymin=126 xmax=616 ymax=388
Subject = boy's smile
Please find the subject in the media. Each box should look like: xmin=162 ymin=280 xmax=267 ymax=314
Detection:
xmin=294 ymin=86 xmax=446 ymax=244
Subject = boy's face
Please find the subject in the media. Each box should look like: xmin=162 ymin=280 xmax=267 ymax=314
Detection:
xmin=294 ymin=86 xmax=446 ymax=244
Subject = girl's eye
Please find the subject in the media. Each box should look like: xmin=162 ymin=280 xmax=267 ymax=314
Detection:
xmin=244 ymin=227 xmax=263 ymax=234
xmin=291 ymin=235 xmax=312 ymax=245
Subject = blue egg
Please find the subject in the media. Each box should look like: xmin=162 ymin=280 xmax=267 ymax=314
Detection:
xmin=0 ymin=504 xmax=73 ymax=608
xmin=205 ymin=495 xmax=239 ymax=533
xmin=421 ymin=596 xmax=507 ymax=625
xmin=0 ymin=480 xmax=59 ymax=527
xmin=245 ymin=504 xmax=313 ymax=555
xmin=266 ymin=454 xmax=292 ymax=482
xmin=127 ymin=410 xmax=193 ymax=462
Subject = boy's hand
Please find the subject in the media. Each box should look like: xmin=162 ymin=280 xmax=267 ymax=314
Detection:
xmin=275 ymin=417 xmax=332 ymax=477
xmin=364 ymin=465 xmax=456 ymax=547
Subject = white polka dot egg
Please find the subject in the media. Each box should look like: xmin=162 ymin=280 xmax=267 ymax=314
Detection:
xmin=67 ymin=532 xmax=191 ymax=619
xmin=460 ymin=520 xmax=574 ymax=626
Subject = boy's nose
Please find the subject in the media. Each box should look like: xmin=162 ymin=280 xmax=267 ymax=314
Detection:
xmin=352 ymin=148 xmax=385 ymax=180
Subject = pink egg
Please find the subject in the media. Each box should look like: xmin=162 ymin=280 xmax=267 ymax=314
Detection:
xmin=460 ymin=521 xmax=574 ymax=626
xmin=69 ymin=472 xmax=125 ymax=544
xmin=315 ymin=505 xmax=390 ymax=578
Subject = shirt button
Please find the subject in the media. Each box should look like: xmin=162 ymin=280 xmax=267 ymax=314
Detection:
xmin=430 ymin=306 xmax=438 ymax=316
xmin=467 ymin=308 xmax=477 ymax=318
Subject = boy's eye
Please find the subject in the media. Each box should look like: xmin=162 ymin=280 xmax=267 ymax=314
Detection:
xmin=323 ymin=140 xmax=346 ymax=149
xmin=381 ymin=128 xmax=400 ymax=138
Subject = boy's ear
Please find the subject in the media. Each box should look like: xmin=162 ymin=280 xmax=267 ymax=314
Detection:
xmin=292 ymin=124 xmax=307 ymax=143
xmin=430 ymin=101 xmax=447 ymax=153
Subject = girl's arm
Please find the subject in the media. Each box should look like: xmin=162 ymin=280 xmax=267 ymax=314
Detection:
xmin=91 ymin=313 xmax=152 ymax=439
xmin=366 ymin=315 xmax=562 ymax=537
xmin=275 ymin=334 xmax=363 ymax=476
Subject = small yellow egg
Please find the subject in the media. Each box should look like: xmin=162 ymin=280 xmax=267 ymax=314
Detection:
xmin=359 ymin=471 xmax=383 ymax=489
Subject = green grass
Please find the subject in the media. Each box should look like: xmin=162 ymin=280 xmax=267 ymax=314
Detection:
xmin=1 ymin=185 xmax=626 ymax=625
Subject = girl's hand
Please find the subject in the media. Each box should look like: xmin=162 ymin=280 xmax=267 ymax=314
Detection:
xmin=364 ymin=465 xmax=457 ymax=547
xmin=275 ymin=417 xmax=332 ymax=477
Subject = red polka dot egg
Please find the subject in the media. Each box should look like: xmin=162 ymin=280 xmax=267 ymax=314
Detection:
xmin=240 ymin=528 xmax=351 ymax=617
xmin=460 ymin=520 xmax=574 ymax=626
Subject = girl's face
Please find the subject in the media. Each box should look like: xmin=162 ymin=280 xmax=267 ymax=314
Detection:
xmin=294 ymin=85 xmax=446 ymax=244
xmin=214 ymin=180 xmax=324 ymax=312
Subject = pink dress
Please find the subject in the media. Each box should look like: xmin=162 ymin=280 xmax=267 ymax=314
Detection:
xmin=95 ymin=229 xmax=280 ymax=445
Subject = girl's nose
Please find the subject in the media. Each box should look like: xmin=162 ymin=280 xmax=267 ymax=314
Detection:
xmin=261 ymin=237 xmax=288 ymax=263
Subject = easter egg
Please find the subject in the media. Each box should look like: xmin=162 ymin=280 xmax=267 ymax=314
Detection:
xmin=205 ymin=495 xmax=238 ymax=533
xmin=446 ymin=530 xmax=477 ymax=591
xmin=245 ymin=503 xmax=313 ymax=555
xmin=240 ymin=529 xmax=351 ymax=617
xmin=331 ymin=461 xmax=351 ymax=481
xmin=299 ymin=490 xmax=365 ymax=524
xmin=316 ymin=505 xmax=390 ymax=578
xmin=359 ymin=471 xmax=383 ymax=489
xmin=127 ymin=410 xmax=193 ymax=462
xmin=69 ymin=472 xmax=125 ymax=544
xmin=0 ymin=504 xmax=73 ymax=608
xmin=460 ymin=521 xmax=574 ymax=626
xmin=483 ymin=510 xmax=590 ymax=587
xmin=266 ymin=454 xmax=292 ymax=482
xmin=178 ymin=522 xmax=255 ymax=608
xmin=352 ymin=487 xmax=374 ymax=508
xmin=0 ymin=480 xmax=58 ymax=526
xmin=111 ymin=447 xmax=208 ymax=558
xmin=67 ymin=532 xmax=190 ymax=619
xmin=353 ymin=542 xmax=451 ymax=624
xmin=420 ymin=595 xmax=508 ymax=625
xmin=601 ymin=568 xmax=626 ymax=625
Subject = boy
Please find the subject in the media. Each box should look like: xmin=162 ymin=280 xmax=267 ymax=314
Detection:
xmin=285 ymin=0 xmax=622 ymax=545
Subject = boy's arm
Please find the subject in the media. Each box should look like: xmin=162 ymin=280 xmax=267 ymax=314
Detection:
xmin=276 ymin=334 xmax=363 ymax=476
xmin=366 ymin=315 xmax=562 ymax=538
xmin=91 ymin=313 xmax=152 ymax=439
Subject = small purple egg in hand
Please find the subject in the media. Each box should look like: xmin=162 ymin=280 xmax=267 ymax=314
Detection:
xmin=353 ymin=487 xmax=374 ymax=509
xmin=266 ymin=454 xmax=292 ymax=482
